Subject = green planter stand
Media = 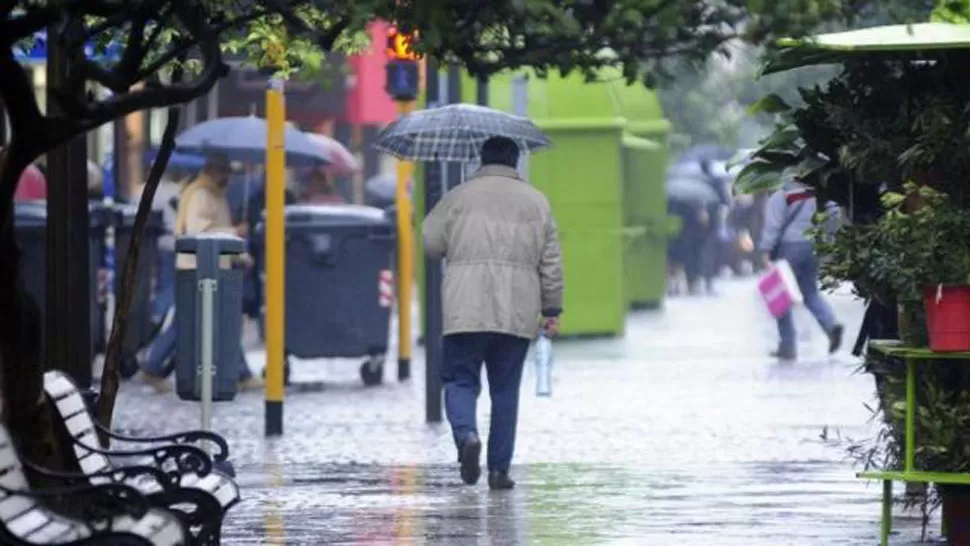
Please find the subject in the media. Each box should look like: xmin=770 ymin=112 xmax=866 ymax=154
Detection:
xmin=861 ymin=340 xmax=970 ymax=545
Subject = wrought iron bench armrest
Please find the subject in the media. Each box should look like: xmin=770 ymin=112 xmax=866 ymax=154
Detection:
xmin=95 ymin=422 xmax=230 ymax=462
xmin=21 ymin=458 xmax=177 ymax=490
xmin=0 ymin=481 xmax=150 ymax=521
xmin=72 ymin=438 xmax=213 ymax=478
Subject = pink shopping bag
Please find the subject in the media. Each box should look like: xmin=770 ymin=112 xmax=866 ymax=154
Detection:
xmin=758 ymin=259 xmax=804 ymax=318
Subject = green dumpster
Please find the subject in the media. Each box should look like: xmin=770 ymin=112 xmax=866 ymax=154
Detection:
xmin=612 ymin=84 xmax=672 ymax=309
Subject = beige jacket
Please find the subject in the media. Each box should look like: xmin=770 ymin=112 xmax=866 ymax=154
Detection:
xmin=423 ymin=165 xmax=564 ymax=340
xmin=174 ymin=173 xmax=237 ymax=270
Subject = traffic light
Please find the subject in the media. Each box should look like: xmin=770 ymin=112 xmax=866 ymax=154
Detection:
xmin=385 ymin=27 xmax=421 ymax=101
xmin=386 ymin=60 xmax=419 ymax=101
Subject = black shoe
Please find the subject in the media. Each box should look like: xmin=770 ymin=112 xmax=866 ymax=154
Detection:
xmin=771 ymin=348 xmax=797 ymax=362
xmin=488 ymin=471 xmax=516 ymax=490
xmin=459 ymin=434 xmax=482 ymax=485
xmin=828 ymin=324 xmax=844 ymax=354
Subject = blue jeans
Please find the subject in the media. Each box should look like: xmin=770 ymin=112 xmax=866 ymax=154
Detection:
xmin=443 ymin=332 xmax=530 ymax=473
xmin=152 ymin=250 xmax=175 ymax=324
xmin=776 ymin=242 xmax=838 ymax=353
xmin=143 ymin=308 xmax=253 ymax=381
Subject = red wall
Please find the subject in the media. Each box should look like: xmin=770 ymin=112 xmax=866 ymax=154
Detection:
xmin=343 ymin=21 xmax=399 ymax=126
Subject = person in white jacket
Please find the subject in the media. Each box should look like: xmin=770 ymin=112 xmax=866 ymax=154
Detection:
xmin=759 ymin=173 xmax=844 ymax=361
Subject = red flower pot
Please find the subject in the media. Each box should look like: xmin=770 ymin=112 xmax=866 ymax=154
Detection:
xmin=923 ymin=285 xmax=970 ymax=352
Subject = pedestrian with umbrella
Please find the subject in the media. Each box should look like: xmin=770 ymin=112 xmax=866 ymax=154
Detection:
xmin=172 ymin=115 xmax=328 ymax=345
xmin=375 ymin=105 xmax=564 ymax=490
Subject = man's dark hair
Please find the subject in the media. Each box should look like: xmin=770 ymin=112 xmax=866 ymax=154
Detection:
xmin=480 ymin=137 xmax=520 ymax=169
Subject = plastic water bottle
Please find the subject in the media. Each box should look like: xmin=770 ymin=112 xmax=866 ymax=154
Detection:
xmin=534 ymin=331 xmax=553 ymax=397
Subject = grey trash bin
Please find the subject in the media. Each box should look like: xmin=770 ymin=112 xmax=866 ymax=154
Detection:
xmin=257 ymin=204 xmax=396 ymax=386
xmin=174 ymin=233 xmax=246 ymax=402
xmin=14 ymin=200 xmax=109 ymax=359
xmin=113 ymin=204 xmax=163 ymax=356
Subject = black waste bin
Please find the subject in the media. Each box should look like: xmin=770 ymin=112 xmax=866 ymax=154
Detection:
xmin=258 ymin=204 xmax=396 ymax=386
xmin=113 ymin=204 xmax=163 ymax=357
xmin=14 ymin=201 xmax=109 ymax=359
xmin=174 ymin=234 xmax=246 ymax=402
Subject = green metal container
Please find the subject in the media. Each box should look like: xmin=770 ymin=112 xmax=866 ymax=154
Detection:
xmin=611 ymin=84 xmax=673 ymax=309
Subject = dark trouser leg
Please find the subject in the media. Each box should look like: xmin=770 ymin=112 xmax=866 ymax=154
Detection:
xmin=442 ymin=333 xmax=488 ymax=453
xmin=484 ymin=334 xmax=530 ymax=473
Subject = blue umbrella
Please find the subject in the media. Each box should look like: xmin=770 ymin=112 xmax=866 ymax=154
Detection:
xmin=174 ymin=116 xmax=329 ymax=168
xmin=145 ymin=148 xmax=206 ymax=171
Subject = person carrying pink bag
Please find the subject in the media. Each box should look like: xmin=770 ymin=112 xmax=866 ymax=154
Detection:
xmin=760 ymin=172 xmax=844 ymax=361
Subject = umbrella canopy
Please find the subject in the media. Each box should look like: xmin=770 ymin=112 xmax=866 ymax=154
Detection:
xmin=667 ymin=177 xmax=722 ymax=205
xmin=306 ymin=134 xmax=359 ymax=176
xmin=175 ymin=116 xmax=329 ymax=167
xmin=373 ymin=103 xmax=552 ymax=163
xmin=145 ymin=148 xmax=207 ymax=171
xmin=675 ymin=143 xmax=735 ymax=164
xmin=763 ymin=23 xmax=970 ymax=74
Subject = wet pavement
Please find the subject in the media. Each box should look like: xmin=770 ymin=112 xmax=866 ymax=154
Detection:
xmin=112 ymin=278 xmax=941 ymax=544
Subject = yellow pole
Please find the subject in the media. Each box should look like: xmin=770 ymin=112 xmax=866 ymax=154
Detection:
xmin=265 ymin=78 xmax=286 ymax=436
xmin=395 ymin=100 xmax=416 ymax=381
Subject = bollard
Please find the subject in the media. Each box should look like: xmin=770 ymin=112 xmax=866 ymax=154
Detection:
xmin=174 ymin=233 xmax=246 ymax=449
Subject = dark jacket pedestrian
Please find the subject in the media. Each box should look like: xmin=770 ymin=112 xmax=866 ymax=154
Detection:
xmin=423 ymin=136 xmax=564 ymax=490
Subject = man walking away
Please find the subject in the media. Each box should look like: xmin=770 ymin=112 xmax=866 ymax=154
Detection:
xmin=760 ymin=173 xmax=844 ymax=361
xmin=423 ymin=137 xmax=564 ymax=490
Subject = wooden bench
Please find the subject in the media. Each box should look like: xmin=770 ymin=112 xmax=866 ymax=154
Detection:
xmin=857 ymin=341 xmax=970 ymax=545
xmin=43 ymin=371 xmax=240 ymax=544
xmin=0 ymin=422 xmax=189 ymax=545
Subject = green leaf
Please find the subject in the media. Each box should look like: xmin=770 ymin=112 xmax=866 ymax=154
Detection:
xmin=747 ymin=93 xmax=792 ymax=115
xmin=734 ymin=160 xmax=784 ymax=194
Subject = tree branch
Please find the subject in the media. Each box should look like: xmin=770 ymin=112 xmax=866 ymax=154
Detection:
xmin=96 ymin=58 xmax=183 ymax=442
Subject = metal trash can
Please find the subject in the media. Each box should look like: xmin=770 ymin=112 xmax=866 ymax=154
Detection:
xmin=174 ymin=233 xmax=245 ymax=402
xmin=258 ymin=204 xmax=396 ymax=386
xmin=112 ymin=204 xmax=163 ymax=356
xmin=13 ymin=200 xmax=109 ymax=357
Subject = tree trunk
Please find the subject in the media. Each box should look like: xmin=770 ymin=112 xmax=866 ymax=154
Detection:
xmin=0 ymin=148 xmax=65 ymax=474
xmin=96 ymin=104 xmax=181 ymax=443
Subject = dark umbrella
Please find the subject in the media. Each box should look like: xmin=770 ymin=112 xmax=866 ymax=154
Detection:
xmin=675 ymin=143 xmax=735 ymax=164
xmin=175 ymin=116 xmax=329 ymax=167
xmin=373 ymin=103 xmax=552 ymax=162
xmin=667 ymin=177 xmax=722 ymax=205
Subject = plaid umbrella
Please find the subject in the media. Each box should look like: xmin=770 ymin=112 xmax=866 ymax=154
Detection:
xmin=373 ymin=103 xmax=552 ymax=162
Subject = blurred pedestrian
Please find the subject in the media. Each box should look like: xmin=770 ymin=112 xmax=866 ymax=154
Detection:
xmin=303 ymin=170 xmax=345 ymax=204
xmin=760 ymin=173 xmax=844 ymax=361
xmin=423 ymin=136 xmax=564 ymax=490
xmin=135 ymin=153 xmax=262 ymax=393
xmin=241 ymin=173 xmax=297 ymax=322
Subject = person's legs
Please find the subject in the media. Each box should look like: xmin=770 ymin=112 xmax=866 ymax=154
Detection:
xmin=443 ymin=333 xmax=488 ymax=446
xmin=137 ymin=309 xmax=177 ymax=392
xmin=152 ymin=249 xmax=176 ymax=324
xmin=483 ymin=333 xmax=530 ymax=478
xmin=775 ymin=310 xmax=797 ymax=359
xmin=792 ymin=247 xmax=838 ymax=333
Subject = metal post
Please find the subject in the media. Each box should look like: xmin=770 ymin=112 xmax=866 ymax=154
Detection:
xmin=476 ymin=76 xmax=488 ymax=107
xmin=264 ymin=77 xmax=286 ymax=437
xmin=394 ymin=100 xmax=415 ymax=381
xmin=46 ymin=24 xmax=92 ymax=387
xmin=511 ymin=74 xmax=530 ymax=177
xmin=423 ymin=57 xmax=443 ymax=423
xmin=198 ymin=277 xmax=216 ymax=442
